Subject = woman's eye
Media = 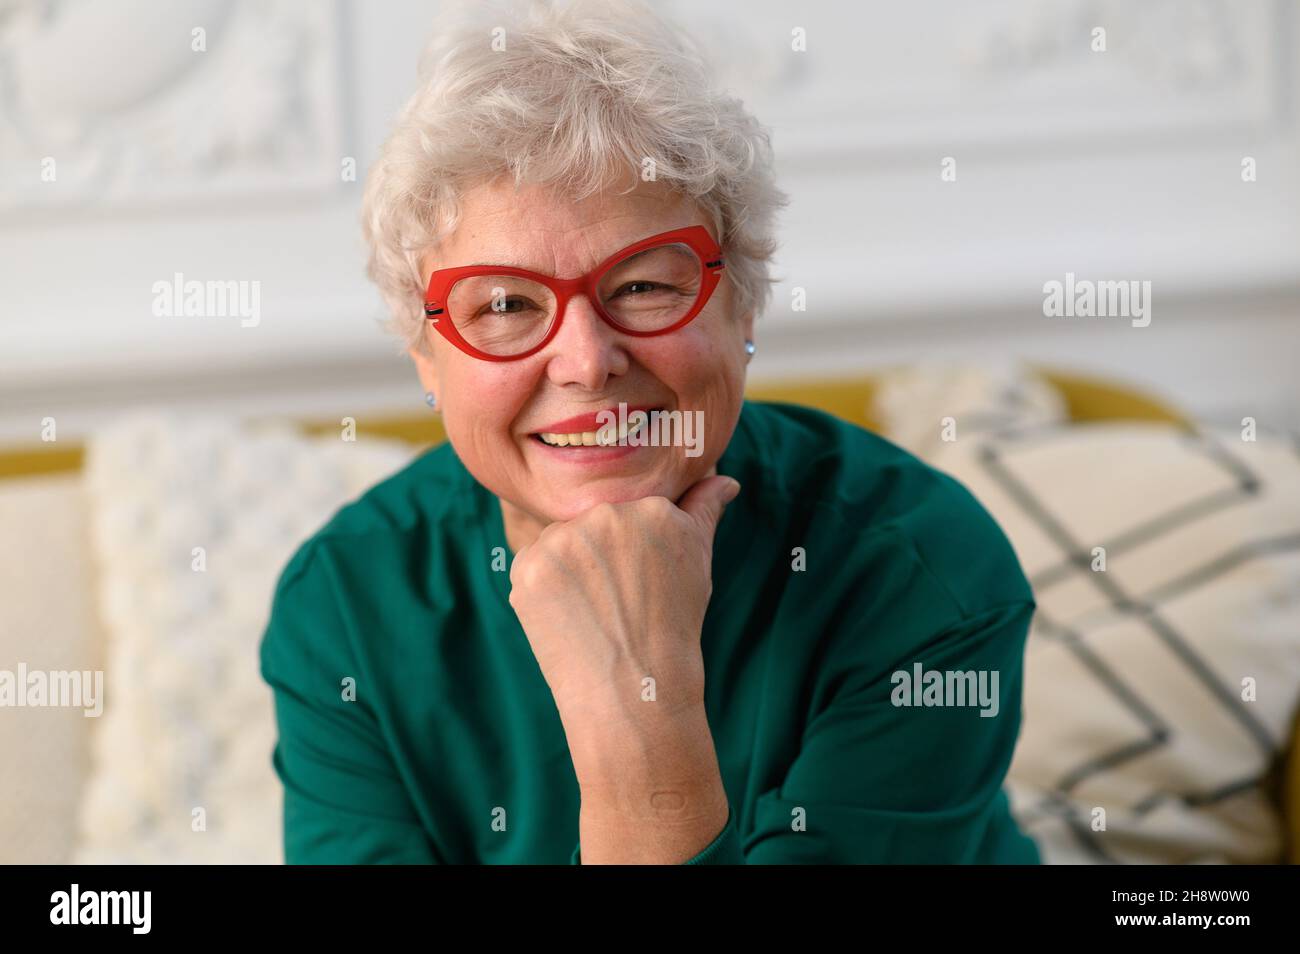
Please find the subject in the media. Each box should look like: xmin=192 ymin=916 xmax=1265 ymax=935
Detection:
xmin=618 ymin=281 xmax=666 ymax=296
xmin=477 ymin=297 xmax=535 ymax=316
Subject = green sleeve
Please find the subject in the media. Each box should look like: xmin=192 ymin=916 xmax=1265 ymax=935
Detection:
xmin=741 ymin=599 xmax=1041 ymax=864
xmin=260 ymin=543 xmax=441 ymax=864
xmin=681 ymin=808 xmax=745 ymax=864
xmin=572 ymin=596 xmax=1038 ymax=865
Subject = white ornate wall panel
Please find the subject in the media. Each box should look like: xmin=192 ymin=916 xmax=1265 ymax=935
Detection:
xmin=688 ymin=0 xmax=1289 ymax=160
xmin=0 ymin=0 xmax=345 ymax=208
xmin=0 ymin=0 xmax=1296 ymax=442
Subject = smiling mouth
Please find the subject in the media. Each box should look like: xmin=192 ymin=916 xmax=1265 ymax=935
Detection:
xmin=531 ymin=409 xmax=662 ymax=448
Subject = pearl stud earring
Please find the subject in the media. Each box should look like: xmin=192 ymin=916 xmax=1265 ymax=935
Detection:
xmin=744 ymin=339 xmax=756 ymax=358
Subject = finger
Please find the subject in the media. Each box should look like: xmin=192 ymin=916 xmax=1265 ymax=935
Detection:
xmin=671 ymin=464 xmax=715 ymax=506
xmin=508 ymin=544 xmax=528 ymax=581
xmin=676 ymin=474 xmax=741 ymax=541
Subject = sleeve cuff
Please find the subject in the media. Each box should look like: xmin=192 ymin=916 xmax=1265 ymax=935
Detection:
xmin=683 ymin=805 xmax=744 ymax=864
xmin=570 ymin=805 xmax=744 ymax=865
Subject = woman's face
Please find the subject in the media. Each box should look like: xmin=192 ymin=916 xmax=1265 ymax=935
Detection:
xmin=410 ymin=175 xmax=754 ymax=549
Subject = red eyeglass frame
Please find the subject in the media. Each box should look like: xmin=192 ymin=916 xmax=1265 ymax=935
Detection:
xmin=422 ymin=224 xmax=725 ymax=362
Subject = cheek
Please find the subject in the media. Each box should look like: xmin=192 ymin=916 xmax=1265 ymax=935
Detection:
xmin=647 ymin=323 xmax=744 ymax=403
xmin=636 ymin=327 xmax=746 ymax=454
xmin=439 ymin=363 xmax=534 ymax=457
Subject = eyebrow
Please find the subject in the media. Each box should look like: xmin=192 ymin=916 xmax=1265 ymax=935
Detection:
xmin=462 ymin=234 xmax=661 ymax=273
xmin=466 ymin=259 xmax=548 ymax=271
xmin=457 ymin=228 xmax=691 ymax=274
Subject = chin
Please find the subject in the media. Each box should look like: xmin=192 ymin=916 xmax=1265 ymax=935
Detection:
xmin=546 ymin=475 xmax=682 ymax=517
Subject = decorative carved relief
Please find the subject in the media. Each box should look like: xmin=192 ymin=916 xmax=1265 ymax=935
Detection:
xmin=666 ymin=0 xmax=1282 ymax=160
xmin=0 ymin=0 xmax=343 ymax=209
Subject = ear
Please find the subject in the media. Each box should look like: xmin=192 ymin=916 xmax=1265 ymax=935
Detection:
xmin=408 ymin=336 xmax=440 ymax=398
xmin=739 ymin=308 xmax=755 ymax=356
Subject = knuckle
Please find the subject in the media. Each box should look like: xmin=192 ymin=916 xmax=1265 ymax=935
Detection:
xmin=587 ymin=501 xmax=617 ymax=523
xmin=641 ymin=495 xmax=675 ymax=517
xmin=509 ymin=552 xmax=543 ymax=589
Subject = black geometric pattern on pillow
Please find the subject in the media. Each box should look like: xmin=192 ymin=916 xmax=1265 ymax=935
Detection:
xmin=975 ymin=427 xmax=1300 ymax=863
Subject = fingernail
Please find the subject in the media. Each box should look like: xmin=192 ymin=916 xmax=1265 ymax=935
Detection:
xmin=723 ymin=478 xmax=741 ymax=502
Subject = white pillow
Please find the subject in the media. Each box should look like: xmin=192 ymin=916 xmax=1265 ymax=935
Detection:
xmin=0 ymin=474 xmax=103 ymax=863
xmin=869 ymin=361 xmax=1068 ymax=457
xmin=75 ymin=413 xmax=416 ymax=863
xmin=873 ymin=366 xmax=1300 ymax=863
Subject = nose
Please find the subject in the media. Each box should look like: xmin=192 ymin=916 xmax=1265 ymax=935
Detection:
xmin=543 ymin=292 xmax=629 ymax=390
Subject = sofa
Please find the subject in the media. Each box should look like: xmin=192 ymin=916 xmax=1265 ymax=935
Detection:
xmin=1 ymin=364 xmax=1296 ymax=863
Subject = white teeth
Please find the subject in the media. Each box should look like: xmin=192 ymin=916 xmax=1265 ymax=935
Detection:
xmin=536 ymin=415 xmax=651 ymax=447
xmin=622 ymin=417 xmax=649 ymax=440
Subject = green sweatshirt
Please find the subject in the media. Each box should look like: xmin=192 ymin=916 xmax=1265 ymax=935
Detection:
xmin=260 ymin=399 xmax=1041 ymax=864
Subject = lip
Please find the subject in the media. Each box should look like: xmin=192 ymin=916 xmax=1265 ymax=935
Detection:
xmin=532 ymin=404 xmax=659 ymax=435
xmin=529 ymin=438 xmax=645 ymax=465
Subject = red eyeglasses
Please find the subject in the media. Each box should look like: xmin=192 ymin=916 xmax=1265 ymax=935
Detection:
xmin=422 ymin=224 xmax=725 ymax=361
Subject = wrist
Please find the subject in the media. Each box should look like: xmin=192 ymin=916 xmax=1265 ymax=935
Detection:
xmin=552 ymin=657 xmax=706 ymax=736
xmin=566 ymin=699 xmax=718 ymax=795
xmin=574 ymin=736 xmax=730 ymax=864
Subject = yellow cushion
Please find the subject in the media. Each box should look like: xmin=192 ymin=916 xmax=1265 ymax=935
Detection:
xmin=1287 ymin=705 xmax=1300 ymax=863
xmin=0 ymin=365 xmax=1188 ymax=477
xmin=307 ymin=365 xmax=1191 ymax=447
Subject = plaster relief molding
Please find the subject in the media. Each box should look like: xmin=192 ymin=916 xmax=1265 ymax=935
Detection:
xmin=958 ymin=0 xmax=1248 ymax=86
xmin=0 ymin=0 xmax=343 ymax=209
xmin=665 ymin=0 xmax=1279 ymax=162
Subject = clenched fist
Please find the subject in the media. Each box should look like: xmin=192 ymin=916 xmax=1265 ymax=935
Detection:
xmin=507 ymin=474 xmax=741 ymax=730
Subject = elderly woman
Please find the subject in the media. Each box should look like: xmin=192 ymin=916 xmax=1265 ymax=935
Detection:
xmin=260 ymin=0 xmax=1039 ymax=865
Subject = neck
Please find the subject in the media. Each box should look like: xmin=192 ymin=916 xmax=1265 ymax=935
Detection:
xmin=500 ymin=497 xmax=549 ymax=554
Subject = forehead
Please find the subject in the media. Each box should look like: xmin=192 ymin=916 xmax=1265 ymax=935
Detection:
xmin=426 ymin=176 xmax=709 ymax=276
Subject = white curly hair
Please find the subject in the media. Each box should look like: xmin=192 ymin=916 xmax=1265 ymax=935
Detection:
xmin=361 ymin=0 xmax=788 ymax=353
